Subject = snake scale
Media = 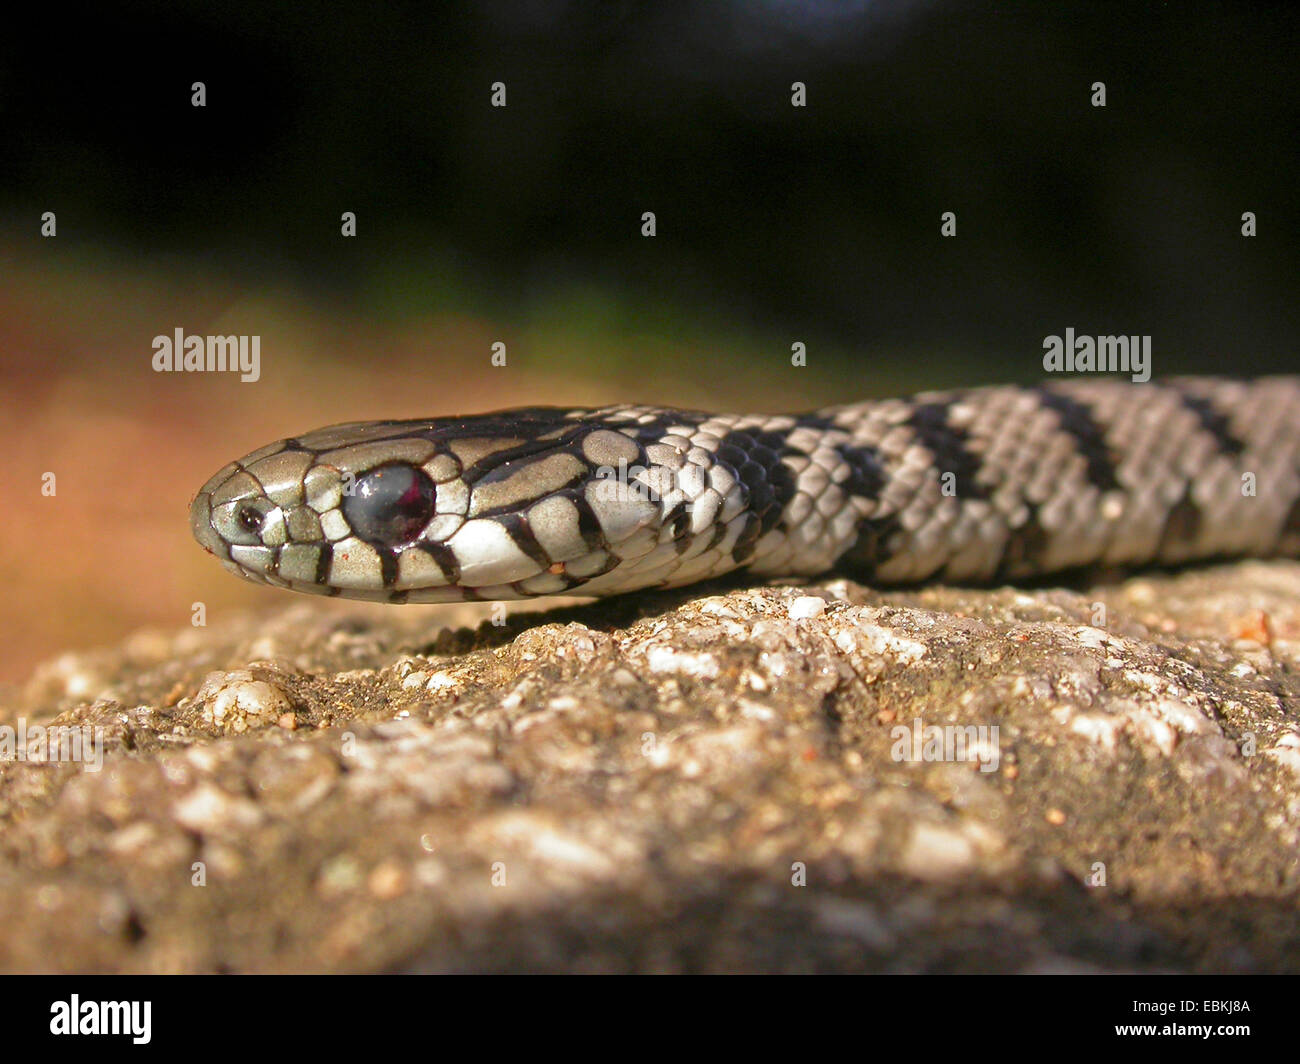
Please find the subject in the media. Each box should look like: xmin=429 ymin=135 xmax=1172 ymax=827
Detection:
xmin=190 ymin=377 xmax=1300 ymax=603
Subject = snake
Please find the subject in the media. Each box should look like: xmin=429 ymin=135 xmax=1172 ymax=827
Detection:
xmin=190 ymin=377 xmax=1300 ymax=604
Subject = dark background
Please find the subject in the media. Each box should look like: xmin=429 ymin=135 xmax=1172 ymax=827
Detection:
xmin=5 ymin=0 xmax=1297 ymax=374
xmin=0 ymin=0 xmax=1296 ymax=681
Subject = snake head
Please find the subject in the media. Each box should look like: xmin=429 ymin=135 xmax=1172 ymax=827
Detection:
xmin=190 ymin=407 xmax=753 ymax=602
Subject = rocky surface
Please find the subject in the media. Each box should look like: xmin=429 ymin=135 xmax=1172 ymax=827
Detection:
xmin=3 ymin=560 xmax=1300 ymax=973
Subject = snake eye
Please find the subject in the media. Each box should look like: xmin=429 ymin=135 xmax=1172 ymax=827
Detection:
xmin=342 ymin=464 xmax=437 ymax=548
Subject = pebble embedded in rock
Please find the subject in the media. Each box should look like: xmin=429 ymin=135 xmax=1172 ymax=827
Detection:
xmin=193 ymin=670 xmax=293 ymax=734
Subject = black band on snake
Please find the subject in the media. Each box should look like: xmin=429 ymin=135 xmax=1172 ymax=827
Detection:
xmin=190 ymin=377 xmax=1300 ymax=603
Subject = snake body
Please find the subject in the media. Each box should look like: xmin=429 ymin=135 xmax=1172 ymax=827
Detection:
xmin=191 ymin=377 xmax=1300 ymax=603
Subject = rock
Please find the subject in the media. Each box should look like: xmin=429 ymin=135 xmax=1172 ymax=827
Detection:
xmin=2 ymin=560 xmax=1300 ymax=972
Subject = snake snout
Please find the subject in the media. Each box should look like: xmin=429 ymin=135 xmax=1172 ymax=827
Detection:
xmin=189 ymin=459 xmax=288 ymax=586
xmin=189 ymin=476 xmax=232 ymax=561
